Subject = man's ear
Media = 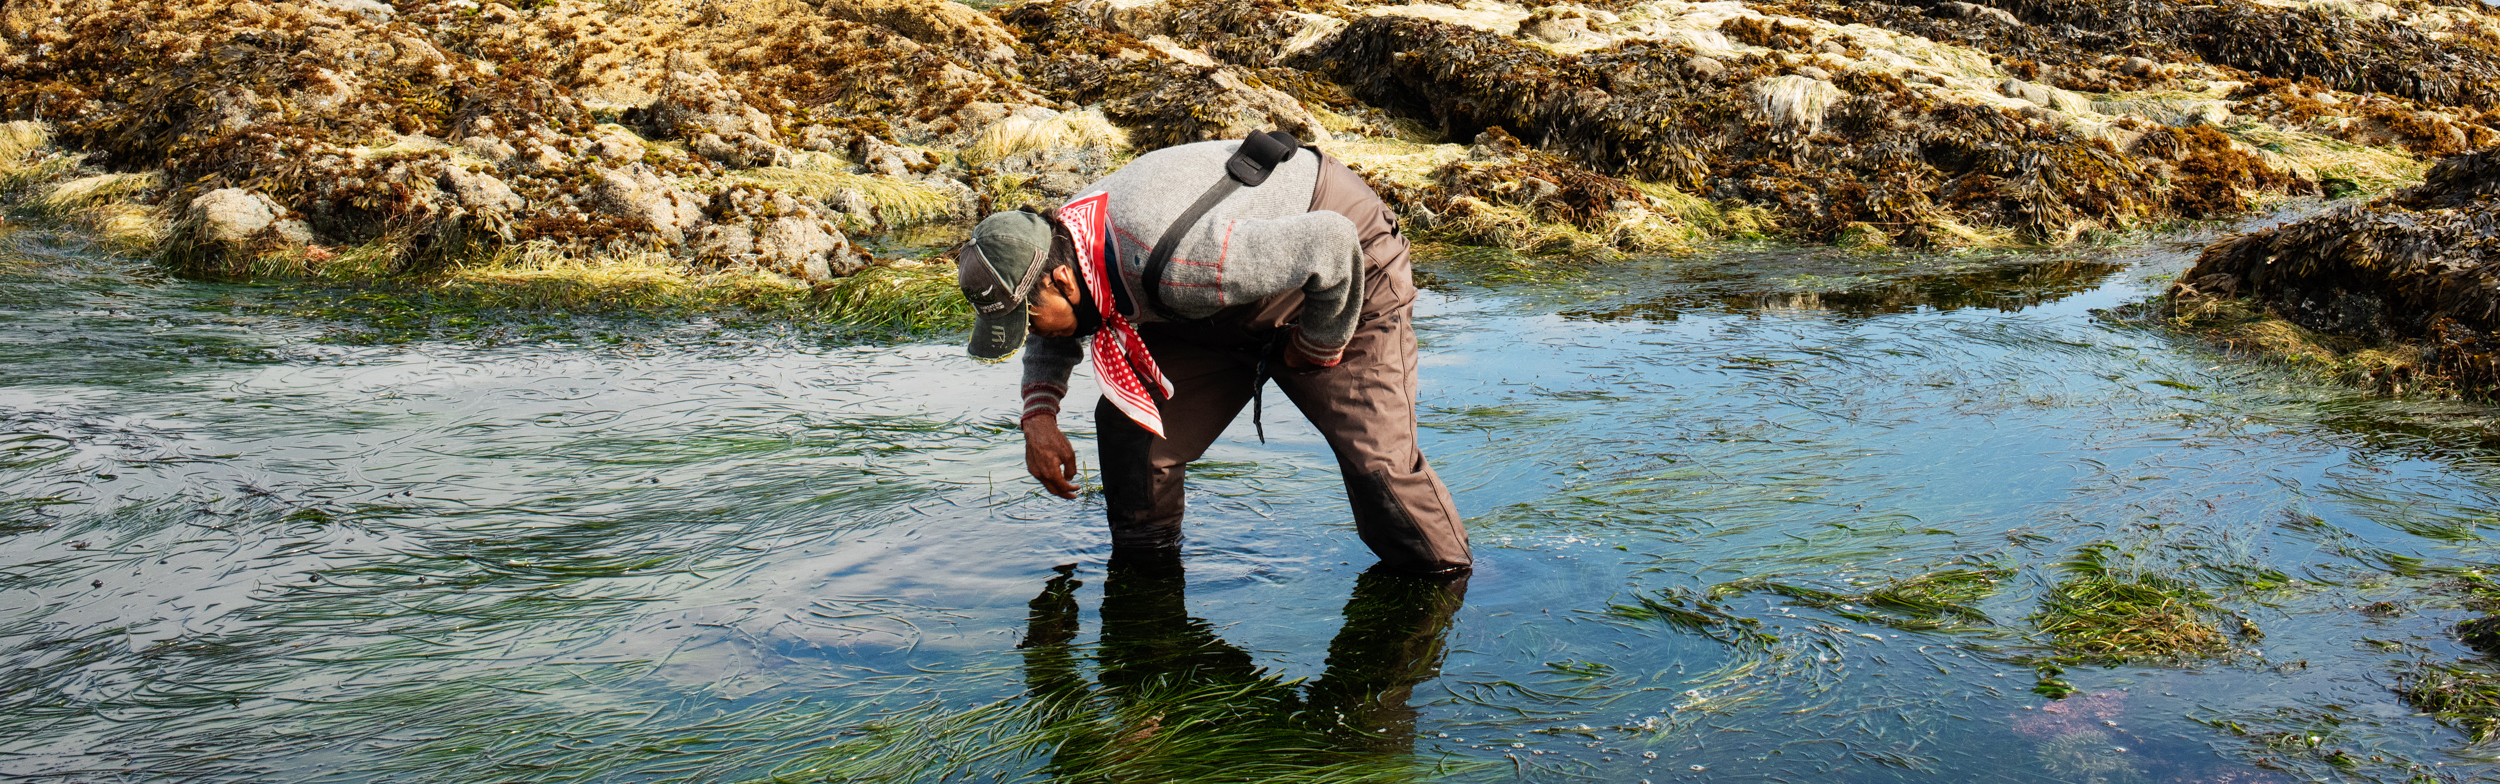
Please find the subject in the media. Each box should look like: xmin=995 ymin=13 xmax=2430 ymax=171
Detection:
xmin=1051 ymin=264 xmax=1080 ymax=292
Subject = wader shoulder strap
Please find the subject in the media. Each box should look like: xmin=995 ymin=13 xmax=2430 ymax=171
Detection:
xmin=1139 ymin=131 xmax=1301 ymax=323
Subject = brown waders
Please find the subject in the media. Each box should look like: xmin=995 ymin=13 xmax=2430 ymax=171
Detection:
xmin=1095 ymin=156 xmax=1472 ymax=574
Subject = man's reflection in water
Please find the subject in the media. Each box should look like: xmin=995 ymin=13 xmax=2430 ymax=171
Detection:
xmin=1017 ymin=550 xmax=1469 ymax=775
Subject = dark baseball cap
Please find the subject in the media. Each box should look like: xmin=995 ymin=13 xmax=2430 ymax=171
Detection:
xmin=959 ymin=210 xmax=1057 ymax=360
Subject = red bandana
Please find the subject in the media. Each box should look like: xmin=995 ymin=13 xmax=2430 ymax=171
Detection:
xmin=1056 ymin=193 xmax=1172 ymax=437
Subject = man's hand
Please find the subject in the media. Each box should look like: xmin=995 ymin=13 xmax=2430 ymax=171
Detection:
xmin=1022 ymin=416 xmax=1081 ymax=499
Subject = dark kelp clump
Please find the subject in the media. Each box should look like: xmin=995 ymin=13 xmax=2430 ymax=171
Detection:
xmin=2170 ymin=148 xmax=2500 ymax=399
xmin=1753 ymin=0 xmax=2500 ymax=108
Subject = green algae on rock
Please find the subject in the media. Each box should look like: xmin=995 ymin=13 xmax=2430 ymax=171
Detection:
xmin=2169 ymin=148 xmax=2500 ymax=400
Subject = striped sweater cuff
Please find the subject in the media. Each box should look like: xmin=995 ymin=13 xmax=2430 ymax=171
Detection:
xmin=1288 ymin=327 xmax=1347 ymax=368
xmin=1021 ymin=382 xmax=1067 ymax=423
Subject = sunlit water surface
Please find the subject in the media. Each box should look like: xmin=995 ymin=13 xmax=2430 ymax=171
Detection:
xmin=5 ymin=215 xmax=2500 ymax=783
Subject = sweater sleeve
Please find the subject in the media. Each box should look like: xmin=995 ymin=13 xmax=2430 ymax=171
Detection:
xmin=1215 ymin=211 xmax=1365 ymax=366
xmin=1019 ymin=333 xmax=1082 ymax=423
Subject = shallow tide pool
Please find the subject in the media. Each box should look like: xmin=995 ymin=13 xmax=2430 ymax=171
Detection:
xmin=6 ymin=218 xmax=2500 ymax=783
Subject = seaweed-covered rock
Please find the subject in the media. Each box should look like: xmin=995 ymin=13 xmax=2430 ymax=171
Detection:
xmin=1305 ymin=11 xmax=2311 ymax=243
xmin=1 ymin=0 xmax=2491 ymax=282
xmin=958 ymin=107 xmax=1129 ymax=201
xmin=825 ymin=0 xmax=1023 ymax=69
xmin=1380 ymin=127 xmax=1694 ymax=252
xmin=1757 ymin=0 xmax=2500 ymax=108
xmin=2171 ymin=148 xmax=2500 ymax=397
xmin=1003 ymin=0 xmax=1335 ymax=148
xmin=0 ymin=0 xmax=1074 ymax=279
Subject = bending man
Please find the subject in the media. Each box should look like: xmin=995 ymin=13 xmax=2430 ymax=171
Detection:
xmin=958 ymin=133 xmax=1470 ymax=574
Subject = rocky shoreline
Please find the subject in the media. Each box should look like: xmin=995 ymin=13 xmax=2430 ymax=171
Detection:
xmin=2169 ymin=147 xmax=2500 ymax=400
xmin=0 ymin=0 xmax=2494 ymax=372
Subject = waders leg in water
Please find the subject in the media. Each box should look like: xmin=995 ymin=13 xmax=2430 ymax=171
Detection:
xmin=1268 ymin=250 xmax=1470 ymax=574
xmin=1093 ymin=294 xmax=1469 ymax=572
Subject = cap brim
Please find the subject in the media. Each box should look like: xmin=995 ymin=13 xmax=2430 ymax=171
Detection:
xmin=967 ymin=308 xmax=1028 ymax=360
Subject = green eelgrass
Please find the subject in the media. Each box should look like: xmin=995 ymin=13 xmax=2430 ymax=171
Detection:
xmin=263 ymin=255 xmax=971 ymax=344
xmin=1719 ymin=559 xmax=2014 ymax=632
xmin=0 ymin=405 xmax=1004 ymax=783
xmin=1609 ymin=587 xmax=1777 ymax=648
xmin=2397 ymin=662 xmax=2500 ymax=744
xmin=2028 ymin=544 xmax=2231 ymax=662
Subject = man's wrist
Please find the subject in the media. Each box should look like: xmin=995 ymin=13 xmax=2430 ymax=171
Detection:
xmin=1288 ymin=327 xmax=1347 ymax=368
xmin=1021 ymin=381 xmax=1066 ymax=425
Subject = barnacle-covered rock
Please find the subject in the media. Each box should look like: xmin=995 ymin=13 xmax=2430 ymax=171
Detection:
xmin=642 ymin=58 xmax=793 ymax=168
xmin=189 ymin=188 xmax=310 ymax=248
xmin=592 ymin=164 xmax=709 ymax=245
xmin=439 ymin=167 xmax=523 ymax=222
xmin=164 ymin=187 xmax=312 ymax=278
xmin=699 ymin=186 xmax=869 ymax=281
xmin=2171 ymin=149 xmax=2500 ymax=398
xmin=313 ymin=0 xmax=393 ymax=23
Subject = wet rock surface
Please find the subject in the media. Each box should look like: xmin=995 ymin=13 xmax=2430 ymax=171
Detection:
xmin=0 ymin=0 xmax=2492 ymax=279
xmin=2172 ymin=148 xmax=2500 ymax=398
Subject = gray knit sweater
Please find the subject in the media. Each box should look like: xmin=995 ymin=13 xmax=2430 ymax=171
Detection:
xmin=1018 ymin=140 xmax=1366 ymax=421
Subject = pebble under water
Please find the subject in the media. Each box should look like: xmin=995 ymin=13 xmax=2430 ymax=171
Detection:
xmin=5 ymin=215 xmax=2500 ymax=783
